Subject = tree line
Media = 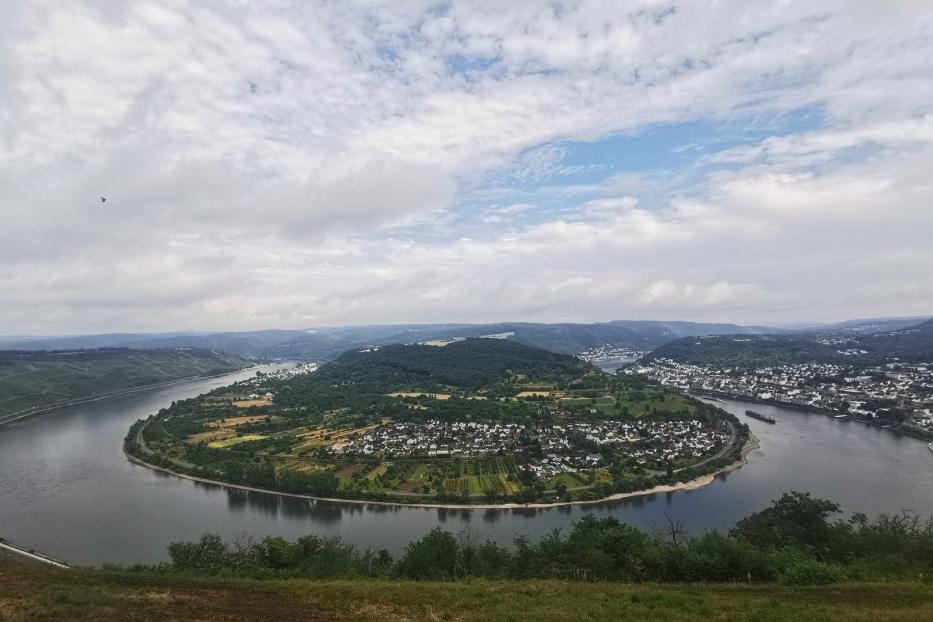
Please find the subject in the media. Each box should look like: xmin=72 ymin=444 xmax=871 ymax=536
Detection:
xmin=147 ymin=492 xmax=932 ymax=585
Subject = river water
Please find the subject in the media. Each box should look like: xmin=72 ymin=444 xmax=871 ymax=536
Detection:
xmin=1 ymin=369 xmax=931 ymax=566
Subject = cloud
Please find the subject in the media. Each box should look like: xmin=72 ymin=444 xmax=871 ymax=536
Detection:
xmin=1 ymin=1 xmax=932 ymax=333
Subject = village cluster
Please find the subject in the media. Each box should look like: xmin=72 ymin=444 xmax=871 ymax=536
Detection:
xmin=577 ymin=345 xmax=647 ymax=364
xmin=631 ymin=358 xmax=933 ymax=436
xmin=330 ymin=418 xmax=729 ymax=477
xmin=248 ymin=362 xmax=318 ymax=383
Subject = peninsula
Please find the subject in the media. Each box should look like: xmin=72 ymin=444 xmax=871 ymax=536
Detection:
xmin=125 ymin=339 xmax=749 ymax=506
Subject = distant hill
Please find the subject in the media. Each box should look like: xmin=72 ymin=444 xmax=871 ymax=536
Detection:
xmin=0 ymin=348 xmax=250 ymax=423
xmin=645 ymin=335 xmax=841 ymax=367
xmin=0 ymin=320 xmax=773 ymax=361
xmin=507 ymin=320 xmax=771 ymax=354
xmin=646 ymin=318 xmax=933 ymax=367
xmin=0 ymin=330 xmax=308 ymax=359
xmin=806 ymin=316 xmax=933 ymax=334
xmin=854 ymin=318 xmax=933 ymax=361
xmin=315 ymin=338 xmax=589 ymax=389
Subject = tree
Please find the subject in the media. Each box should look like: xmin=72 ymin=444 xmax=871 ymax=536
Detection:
xmin=397 ymin=527 xmax=460 ymax=579
xmin=730 ymin=491 xmax=843 ymax=556
xmin=168 ymin=533 xmax=229 ymax=570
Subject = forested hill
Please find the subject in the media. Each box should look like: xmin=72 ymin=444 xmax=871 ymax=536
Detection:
xmin=645 ymin=335 xmax=841 ymax=367
xmin=313 ymin=338 xmax=589 ymax=389
xmin=645 ymin=318 xmax=933 ymax=367
xmin=0 ymin=348 xmax=249 ymax=423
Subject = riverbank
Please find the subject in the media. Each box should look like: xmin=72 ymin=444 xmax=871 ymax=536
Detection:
xmin=0 ymin=541 xmax=69 ymax=569
xmin=125 ymin=432 xmax=760 ymax=511
xmin=691 ymin=390 xmax=933 ymax=440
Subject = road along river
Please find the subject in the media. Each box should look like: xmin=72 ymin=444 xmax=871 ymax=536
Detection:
xmin=1 ymin=368 xmax=931 ymax=566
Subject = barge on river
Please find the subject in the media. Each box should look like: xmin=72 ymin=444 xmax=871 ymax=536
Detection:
xmin=745 ymin=410 xmax=776 ymax=424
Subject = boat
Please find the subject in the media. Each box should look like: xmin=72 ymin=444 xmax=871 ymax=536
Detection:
xmin=745 ymin=410 xmax=776 ymax=424
xmin=834 ymin=414 xmax=848 ymax=419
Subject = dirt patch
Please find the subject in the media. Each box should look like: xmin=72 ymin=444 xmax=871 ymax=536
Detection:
xmin=231 ymin=399 xmax=273 ymax=409
xmin=386 ymin=392 xmax=451 ymax=400
xmin=399 ymin=479 xmax=427 ymax=493
xmin=336 ymin=464 xmax=366 ymax=478
xmin=187 ymin=429 xmax=235 ymax=444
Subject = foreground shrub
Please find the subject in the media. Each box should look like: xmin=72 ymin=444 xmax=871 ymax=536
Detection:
xmin=161 ymin=492 xmax=933 ymax=583
xmin=779 ymin=559 xmax=846 ymax=585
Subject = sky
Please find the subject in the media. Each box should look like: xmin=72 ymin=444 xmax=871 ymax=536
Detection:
xmin=2 ymin=1 xmax=933 ymax=335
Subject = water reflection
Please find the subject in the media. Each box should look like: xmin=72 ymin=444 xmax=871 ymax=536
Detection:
xmin=2 ymin=371 xmax=932 ymax=567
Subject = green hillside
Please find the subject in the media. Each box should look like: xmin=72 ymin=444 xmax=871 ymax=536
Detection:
xmin=646 ymin=319 xmax=933 ymax=367
xmin=0 ymin=348 xmax=250 ymax=423
xmin=314 ymin=338 xmax=589 ymax=388
xmin=645 ymin=335 xmax=841 ymax=367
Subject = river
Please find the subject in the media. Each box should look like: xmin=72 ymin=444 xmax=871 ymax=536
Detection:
xmin=1 ymin=368 xmax=931 ymax=567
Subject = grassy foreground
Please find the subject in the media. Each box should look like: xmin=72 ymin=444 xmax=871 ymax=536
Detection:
xmin=2 ymin=559 xmax=932 ymax=622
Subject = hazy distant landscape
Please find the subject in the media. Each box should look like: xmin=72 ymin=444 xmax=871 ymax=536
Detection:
xmin=0 ymin=319 xmax=776 ymax=361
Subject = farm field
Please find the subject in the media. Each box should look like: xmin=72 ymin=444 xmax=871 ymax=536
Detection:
xmin=207 ymin=434 xmax=266 ymax=448
xmin=332 ymin=457 xmax=522 ymax=498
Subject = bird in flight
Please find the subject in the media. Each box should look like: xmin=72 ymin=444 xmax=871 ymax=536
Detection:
xmin=100 ymin=197 xmax=106 ymax=202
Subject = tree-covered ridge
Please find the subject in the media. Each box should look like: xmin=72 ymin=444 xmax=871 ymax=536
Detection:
xmin=311 ymin=338 xmax=590 ymax=389
xmin=645 ymin=335 xmax=841 ymax=367
xmin=0 ymin=347 xmax=250 ymax=422
xmin=645 ymin=318 xmax=933 ymax=368
xmin=0 ymin=320 xmax=772 ymax=360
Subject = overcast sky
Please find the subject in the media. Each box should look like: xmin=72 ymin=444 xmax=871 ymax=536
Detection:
xmin=2 ymin=1 xmax=932 ymax=335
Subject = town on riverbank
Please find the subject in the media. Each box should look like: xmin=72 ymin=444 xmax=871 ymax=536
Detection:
xmin=630 ymin=358 xmax=933 ymax=439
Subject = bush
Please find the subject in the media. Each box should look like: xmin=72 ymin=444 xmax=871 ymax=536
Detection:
xmin=397 ymin=527 xmax=460 ymax=580
xmin=779 ymin=559 xmax=846 ymax=585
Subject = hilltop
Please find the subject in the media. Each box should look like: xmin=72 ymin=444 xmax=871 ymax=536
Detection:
xmin=313 ymin=338 xmax=589 ymax=389
xmin=0 ymin=348 xmax=250 ymax=424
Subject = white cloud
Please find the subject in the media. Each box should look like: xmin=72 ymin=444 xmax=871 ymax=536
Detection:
xmin=1 ymin=1 xmax=932 ymax=333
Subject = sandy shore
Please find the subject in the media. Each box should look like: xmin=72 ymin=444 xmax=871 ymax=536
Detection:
xmin=125 ymin=432 xmax=761 ymax=511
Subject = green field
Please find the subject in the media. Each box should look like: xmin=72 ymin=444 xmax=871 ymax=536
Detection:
xmin=0 ymin=348 xmax=249 ymax=423
xmin=2 ymin=559 xmax=931 ymax=622
xmin=207 ymin=434 xmax=266 ymax=448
